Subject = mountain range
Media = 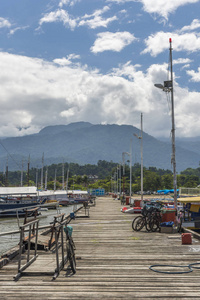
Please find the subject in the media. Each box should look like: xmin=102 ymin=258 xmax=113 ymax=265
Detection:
xmin=0 ymin=122 xmax=200 ymax=173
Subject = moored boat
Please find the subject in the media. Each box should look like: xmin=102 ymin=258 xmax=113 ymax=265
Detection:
xmin=0 ymin=187 xmax=40 ymax=216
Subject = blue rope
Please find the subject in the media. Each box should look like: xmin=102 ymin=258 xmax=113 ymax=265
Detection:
xmin=189 ymin=262 xmax=200 ymax=269
xmin=149 ymin=264 xmax=193 ymax=274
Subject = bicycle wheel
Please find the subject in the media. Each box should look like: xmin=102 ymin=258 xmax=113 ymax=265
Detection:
xmin=68 ymin=241 xmax=76 ymax=274
xmin=149 ymin=215 xmax=160 ymax=232
xmin=145 ymin=216 xmax=152 ymax=232
xmin=132 ymin=216 xmax=145 ymax=231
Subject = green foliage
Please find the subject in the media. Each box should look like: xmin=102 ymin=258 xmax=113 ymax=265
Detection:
xmin=2 ymin=160 xmax=200 ymax=192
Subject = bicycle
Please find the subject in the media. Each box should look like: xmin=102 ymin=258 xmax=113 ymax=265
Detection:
xmin=148 ymin=208 xmax=162 ymax=232
xmin=64 ymin=216 xmax=76 ymax=274
xmin=132 ymin=205 xmax=162 ymax=232
xmin=132 ymin=206 xmax=153 ymax=232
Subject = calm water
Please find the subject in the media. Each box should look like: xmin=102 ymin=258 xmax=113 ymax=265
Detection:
xmin=0 ymin=205 xmax=80 ymax=256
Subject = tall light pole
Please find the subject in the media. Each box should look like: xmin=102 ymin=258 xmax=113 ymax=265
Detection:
xmin=130 ymin=139 xmax=132 ymax=203
xmin=134 ymin=113 xmax=143 ymax=207
xmin=154 ymin=38 xmax=177 ymax=214
xmin=119 ymin=163 xmax=122 ymax=198
xmin=123 ymin=151 xmax=132 ymax=202
xmin=122 ymin=152 xmax=126 ymax=201
xmin=116 ymin=166 xmax=119 ymax=197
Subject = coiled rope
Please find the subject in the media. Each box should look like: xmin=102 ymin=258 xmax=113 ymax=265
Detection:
xmin=149 ymin=262 xmax=200 ymax=274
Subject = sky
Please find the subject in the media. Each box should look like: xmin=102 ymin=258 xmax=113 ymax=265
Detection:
xmin=0 ymin=0 xmax=200 ymax=139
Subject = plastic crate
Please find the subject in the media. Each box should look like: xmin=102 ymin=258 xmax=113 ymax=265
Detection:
xmin=181 ymin=233 xmax=192 ymax=245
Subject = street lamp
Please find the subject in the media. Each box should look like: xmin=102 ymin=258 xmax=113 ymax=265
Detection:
xmin=154 ymin=38 xmax=177 ymax=214
xmin=134 ymin=113 xmax=143 ymax=207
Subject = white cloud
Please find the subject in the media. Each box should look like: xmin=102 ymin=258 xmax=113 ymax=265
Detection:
xmin=175 ymin=88 xmax=200 ymax=137
xmin=91 ymin=31 xmax=136 ymax=53
xmin=173 ymin=58 xmax=193 ymax=69
xmin=0 ymin=51 xmax=199 ymax=138
xmin=79 ymin=15 xmax=117 ymax=29
xmin=39 ymin=9 xmax=76 ymax=30
xmin=173 ymin=58 xmax=193 ymax=65
xmin=180 ymin=19 xmax=200 ymax=32
xmin=0 ymin=17 xmax=11 ymax=29
xmin=9 ymin=26 xmax=29 ymax=36
xmin=78 ymin=6 xmax=117 ymax=29
xmin=107 ymin=0 xmax=134 ymax=3
xmin=187 ymin=67 xmax=200 ymax=82
xmin=53 ymin=53 xmax=80 ymax=66
xmin=59 ymin=0 xmax=70 ymax=7
xmin=138 ymin=0 xmax=200 ymax=19
xmin=107 ymin=0 xmax=200 ymax=19
xmin=143 ymin=32 xmax=200 ymax=56
xmin=39 ymin=6 xmax=117 ymax=30
xmin=59 ymin=0 xmax=80 ymax=7
xmin=79 ymin=6 xmax=117 ymax=29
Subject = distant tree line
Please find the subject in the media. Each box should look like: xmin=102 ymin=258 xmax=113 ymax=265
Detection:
xmin=1 ymin=160 xmax=200 ymax=193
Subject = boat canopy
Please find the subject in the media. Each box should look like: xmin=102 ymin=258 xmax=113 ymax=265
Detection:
xmin=157 ymin=189 xmax=179 ymax=195
xmin=0 ymin=186 xmax=37 ymax=196
xmin=178 ymin=196 xmax=200 ymax=203
xmin=38 ymin=189 xmax=88 ymax=197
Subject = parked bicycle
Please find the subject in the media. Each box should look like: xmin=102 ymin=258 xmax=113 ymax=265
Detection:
xmin=64 ymin=215 xmax=76 ymax=274
xmin=132 ymin=204 xmax=162 ymax=232
xmin=148 ymin=207 xmax=162 ymax=232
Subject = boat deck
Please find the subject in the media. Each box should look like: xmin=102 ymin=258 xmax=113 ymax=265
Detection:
xmin=1 ymin=196 xmax=200 ymax=299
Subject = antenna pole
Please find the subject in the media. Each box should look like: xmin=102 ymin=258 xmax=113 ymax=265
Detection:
xmin=169 ymin=38 xmax=177 ymax=213
xmin=140 ymin=113 xmax=143 ymax=207
xmin=27 ymin=155 xmax=30 ymax=186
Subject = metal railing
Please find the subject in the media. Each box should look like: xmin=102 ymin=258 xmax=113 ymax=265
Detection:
xmin=14 ymin=218 xmax=39 ymax=281
xmin=2 ymin=205 xmax=87 ymax=280
xmin=52 ymin=213 xmax=76 ymax=280
xmin=53 ymin=220 xmax=67 ymax=280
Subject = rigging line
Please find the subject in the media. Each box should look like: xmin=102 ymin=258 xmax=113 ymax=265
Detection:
xmin=0 ymin=140 xmax=21 ymax=169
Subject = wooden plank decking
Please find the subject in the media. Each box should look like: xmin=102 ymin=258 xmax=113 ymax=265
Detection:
xmin=1 ymin=196 xmax=200 ymax=299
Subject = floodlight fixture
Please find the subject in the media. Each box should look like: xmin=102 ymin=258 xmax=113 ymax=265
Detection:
xmin=154 ymin=83 xmax=164 ymax=90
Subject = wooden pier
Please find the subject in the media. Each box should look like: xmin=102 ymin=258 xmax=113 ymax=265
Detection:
xmin=1 ymin=196 xmax=200 ymax=299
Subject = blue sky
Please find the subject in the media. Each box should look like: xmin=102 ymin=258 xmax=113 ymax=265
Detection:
xmin=0 ymin=0 xmax=200 ymax=139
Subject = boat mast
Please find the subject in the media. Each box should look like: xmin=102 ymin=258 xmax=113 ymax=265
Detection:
xmin=41 ymin=153 xmax=44 ymax=190
xmin=45 ymin=166 xmax=48 ymax=190
xmin=5 ymin=156 xmax=8 ymax=187
xmin=27 ymin=155 xmax=30 ymax=186
xmin=66 ymin=167 xmax=69 ymax=192
xmin=54 ymin=168 xmax=57 ymax=191
xmin=21 ymin=159 xmax=23 ymax=187
xmin=36 ymin=167 xmax=38 ymax=189
xmin=62 ymin=162 xmax=65 ymax=190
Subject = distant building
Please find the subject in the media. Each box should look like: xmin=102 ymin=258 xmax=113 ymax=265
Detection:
xmin=88 ymin=175 xmax=98 ymax=180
